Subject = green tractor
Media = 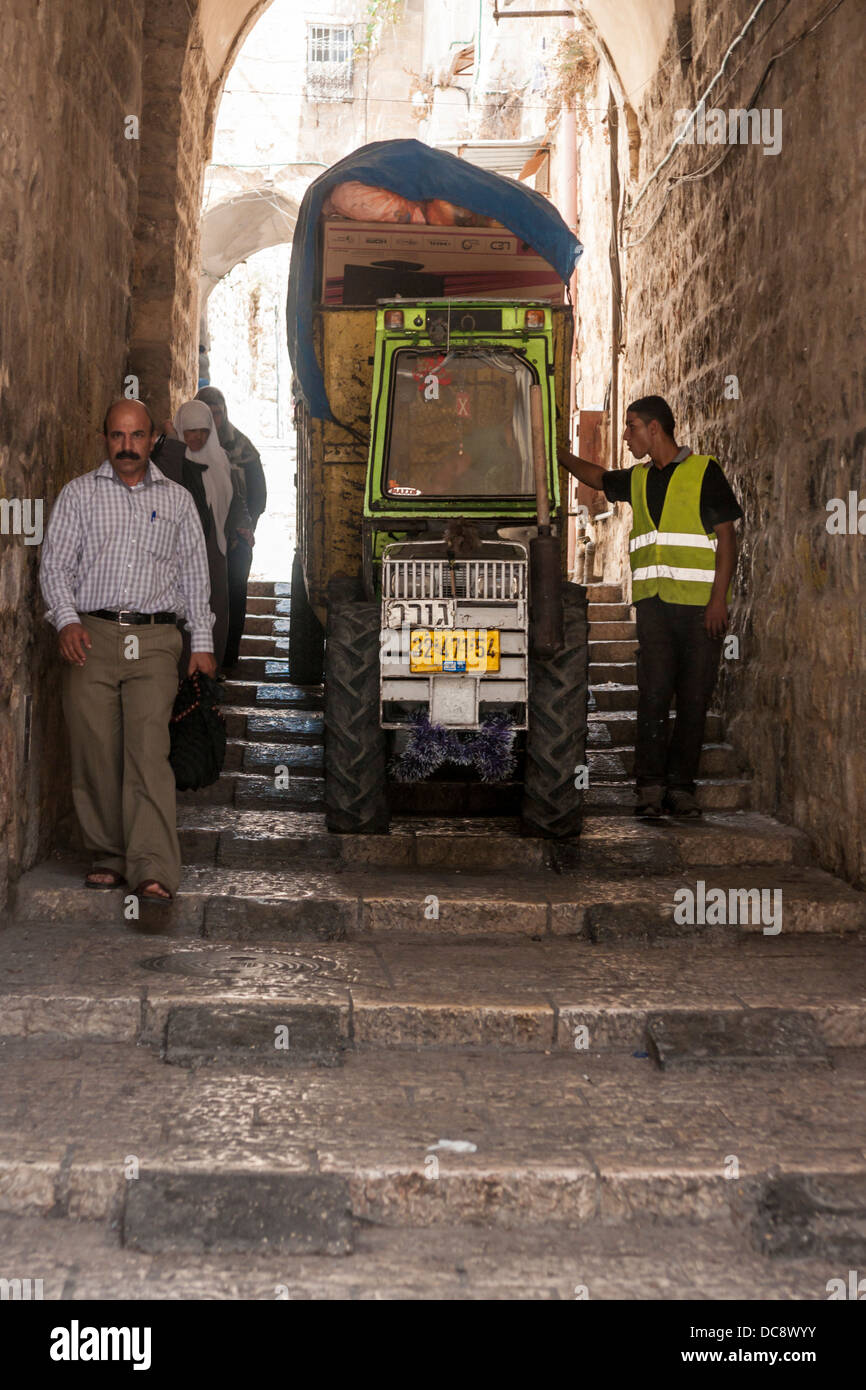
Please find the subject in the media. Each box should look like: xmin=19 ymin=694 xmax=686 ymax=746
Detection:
xmin=286 ymin=142 xmax=588 ymax=838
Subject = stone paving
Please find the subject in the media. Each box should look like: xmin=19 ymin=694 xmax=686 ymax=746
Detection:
xmin=2 ymin=581 xmax=865 ymax=1298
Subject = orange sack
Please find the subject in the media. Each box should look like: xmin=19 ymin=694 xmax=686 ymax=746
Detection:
xmin=328 ymin=180 xmax=427 ymax=224
xmin=425 ymin=199 xmax=477 ymax=226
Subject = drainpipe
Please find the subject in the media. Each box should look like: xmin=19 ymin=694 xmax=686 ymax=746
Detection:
xmin=608 ymin=83 xmax=622 ymax=476
xmin=559 ymin=15 xmax=578 ymax=423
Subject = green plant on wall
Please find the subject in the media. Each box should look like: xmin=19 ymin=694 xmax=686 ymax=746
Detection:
xmin=355 ymin=0 xmax=405 ymax=58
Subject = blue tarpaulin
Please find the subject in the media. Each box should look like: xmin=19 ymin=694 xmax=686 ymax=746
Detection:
xmin=287 ymin=139 xmax=583 ymax=421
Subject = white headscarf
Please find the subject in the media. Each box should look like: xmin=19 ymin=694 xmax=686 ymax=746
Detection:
xmin=173 ymin=400 xmax=234 ymax=555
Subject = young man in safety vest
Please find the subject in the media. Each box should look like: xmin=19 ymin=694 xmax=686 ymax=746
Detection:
xmin=558 ymin=396 xmax=743 ymax=818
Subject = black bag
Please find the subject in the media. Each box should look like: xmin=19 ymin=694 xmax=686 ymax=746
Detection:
xmin=169 ymin=672 xmax=227 ymax=790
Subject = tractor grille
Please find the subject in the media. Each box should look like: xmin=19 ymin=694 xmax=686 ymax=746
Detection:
xmin=383 ymin=559 xmax=526 ymax=602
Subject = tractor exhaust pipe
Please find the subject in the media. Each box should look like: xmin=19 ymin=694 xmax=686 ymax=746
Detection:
xmin=529 ymin=383 xmax=563 ymax=660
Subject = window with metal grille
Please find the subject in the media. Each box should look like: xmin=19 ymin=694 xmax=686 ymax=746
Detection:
xmin=306 ymin=24 xmax=354 ymax=100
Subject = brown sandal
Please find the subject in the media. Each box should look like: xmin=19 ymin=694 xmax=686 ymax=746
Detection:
xmin=134 ymin=880 xmax=174 ymax=905
xmin=85 ymin=870 xmax=127 ymax=890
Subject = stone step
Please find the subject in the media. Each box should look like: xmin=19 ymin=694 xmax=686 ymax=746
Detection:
xmin=220 ymin=681 xmax=324 ymax=709
xmin=247 ymin=580 xmax=291 ymax=598
xmin=588 ymin=639 xmax=638 ymax=663
xmin=219 ymin=700 xmax=732 ymax=762
xmin=587 ymin=602 xmax=632 ymax=623
xmin=246 ymin=596 xmax=279 ymax=615
xmin=3 ymin=925 xmax=861 ymax=1052
xmin=585 ymin=584 xmax=623 ymax=603
xmin=13 ymin=860 xmax=865 ymax=939
xmin=589 ymin=684 xmax=639 ymax=712
xmin=1 ymin=1039 xmax=864 ymax=1253
xmin=241 ymin=741 xmax=324 ymax=774
xmin=587 ymin=621 xmax=636 ymax=642
xmin=588 ymin=743 xmax=742 ymax=780
xmin=0 ymin=1210 xmax=850 ymax=1298
xmin=222 ymin=707 xmax=323 ymax=744
xmin=578 ymin=812 xmax=810 ymax=872
xmin=585 ymin=777 xmax=751 ymax=813
xmin=172 ymin=809 xmax=811 ymax=875
xmin=181 ymin=761 xmax=747 ymax=816
xmin=590 ymin=662 xmax=636 ymax=684
xmin=239 ymin=622 xmax=278 ymax=642
xmin=177 ymin=771 xmax=324 ymax=810
xmin=229 ymin=656 xmax=293 ymax=681
xmin=223 ymin=740 xmax=324 ymax=774
xmin=588 ymin=710 xmax=723 ymax=746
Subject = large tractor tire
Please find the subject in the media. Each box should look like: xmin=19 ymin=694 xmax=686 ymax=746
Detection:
xmin=521 ymin=582 xmax=589 ymax=838
xmin=288 ymin=551 xmax=325 ymax=686
xmin=324 ymin=600 xmax=390 ymax=834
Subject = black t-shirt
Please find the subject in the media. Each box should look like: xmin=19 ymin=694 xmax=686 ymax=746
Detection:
xmin=602 ymin=453 xmax=744 ymax=531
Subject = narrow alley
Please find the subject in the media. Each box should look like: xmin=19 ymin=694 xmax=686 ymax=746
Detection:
xmin=0 ymin=0 xmax=864 ymax=1339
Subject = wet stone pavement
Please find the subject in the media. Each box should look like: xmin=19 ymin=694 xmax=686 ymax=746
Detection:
xmin=2 ymin=580 xmax=866 ymax=1299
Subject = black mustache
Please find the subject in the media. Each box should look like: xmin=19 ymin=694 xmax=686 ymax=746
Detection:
xmin=115 ymin=451 xmax=141 ymax=460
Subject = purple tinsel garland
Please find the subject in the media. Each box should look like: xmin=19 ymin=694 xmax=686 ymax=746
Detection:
xmin=390 ymin=712 xmax=517 ymax=783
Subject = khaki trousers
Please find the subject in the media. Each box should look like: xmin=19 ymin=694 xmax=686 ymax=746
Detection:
xmin=61 ymin=616 xmax=183 ymax=893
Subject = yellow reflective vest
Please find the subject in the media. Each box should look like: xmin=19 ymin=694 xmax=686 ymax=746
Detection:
xmin=629 ymin=454 xmax=730 ymax=605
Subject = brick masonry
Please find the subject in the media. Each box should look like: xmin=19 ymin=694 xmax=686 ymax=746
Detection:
xmin=586 ymin=0 xmax=866 ymax=886
xmin=0 ymin=0 xmax=147 ymax=908
xmin=0 ymin=0 xmax=212 ymax=909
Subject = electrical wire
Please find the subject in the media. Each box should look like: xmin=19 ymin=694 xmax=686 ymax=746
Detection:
xmin=629 ymin=0 xmax=776 ymax=216
xmin=624 ymin=0 xmax=848 ymax=249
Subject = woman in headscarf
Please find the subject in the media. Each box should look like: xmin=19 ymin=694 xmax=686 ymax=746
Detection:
xmin=151 ymin=399 xmax=240 ymax=671
xmin=196 ymin=387 xmax=267 ymax=668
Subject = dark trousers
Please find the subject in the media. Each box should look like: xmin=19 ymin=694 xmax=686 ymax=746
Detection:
xmin=224 ymin=537 xmax=253 ymax=668
xmin=634 ymin=595 xmax=723 ymax=794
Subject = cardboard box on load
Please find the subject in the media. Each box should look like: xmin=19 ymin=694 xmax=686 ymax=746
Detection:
xmin=320 ymin=218 xmax=564 ymax=305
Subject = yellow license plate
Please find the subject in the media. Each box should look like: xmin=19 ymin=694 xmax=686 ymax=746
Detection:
xmin=409 ymin=628 xmax=500 ymax=674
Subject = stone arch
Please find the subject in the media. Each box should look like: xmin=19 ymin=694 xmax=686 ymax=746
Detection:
xmin=199 ymin=185 xmax=300 ymax=310
xmin=126 ymin=0 xmax=672 ymax=424
xmin=127 ymin=0 xmax=282 ymax=423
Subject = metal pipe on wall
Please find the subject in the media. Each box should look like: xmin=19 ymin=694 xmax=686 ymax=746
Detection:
xmin=608 ymin=84 xmax=623 ymax=476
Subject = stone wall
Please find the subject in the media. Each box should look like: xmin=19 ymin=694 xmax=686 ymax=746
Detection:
xmin=0 ymin=0 xmax=148 ymax=910
xmin=615 ymin=0 xmax=866 ymax=884
xmin=128 ymin=0 xmax=211 ymax=426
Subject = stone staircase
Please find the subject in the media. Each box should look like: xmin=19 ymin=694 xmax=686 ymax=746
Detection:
xmin=2 ymin=578 xmax=866 ymax=1299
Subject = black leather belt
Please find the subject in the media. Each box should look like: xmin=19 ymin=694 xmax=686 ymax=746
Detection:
xmin=86 ymin=610 xmax=177 ymax=626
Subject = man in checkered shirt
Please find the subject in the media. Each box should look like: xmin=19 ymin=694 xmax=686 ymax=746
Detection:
xmin=39 ymin=400 xmax=216 ymax=905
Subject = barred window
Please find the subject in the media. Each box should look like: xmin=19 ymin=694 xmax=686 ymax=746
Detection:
xmin=309 ymin=24 xmax=353 ymax=64
xmin=306 ymin=24 xmax=354 ymax=99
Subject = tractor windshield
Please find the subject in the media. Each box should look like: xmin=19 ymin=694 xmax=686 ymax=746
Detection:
xmin=384 ymin=349 xmax=535 ymax=498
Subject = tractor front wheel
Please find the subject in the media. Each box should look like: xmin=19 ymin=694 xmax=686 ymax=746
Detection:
xmin=521 ymin=582 xmax=588 ymax=838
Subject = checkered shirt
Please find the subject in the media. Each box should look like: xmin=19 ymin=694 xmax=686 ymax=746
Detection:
xmin=39 ymin=459 xmax=215 ymax=650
